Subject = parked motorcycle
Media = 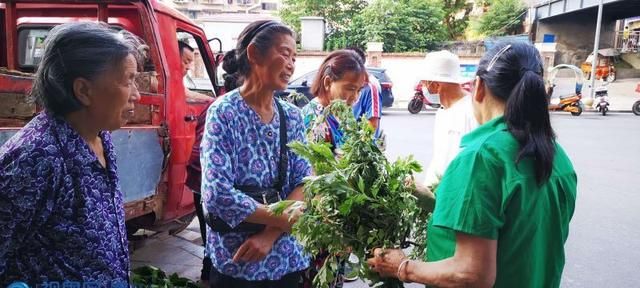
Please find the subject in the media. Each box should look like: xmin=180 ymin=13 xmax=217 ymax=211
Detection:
xmin=593 ymin=83 xmax=610 ymax=116
xmin=408 ymin=82 xmax=441 ymax=114
xmin=633 ymin=82 xmax=640 ymax=116
xmin=547 ymin=64 xmax=585 ymax=116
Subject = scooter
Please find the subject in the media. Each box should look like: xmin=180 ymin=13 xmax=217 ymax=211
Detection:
xmin=593 ymin=83 xmax=610 ymax=116
xmin=548 ymin=91 xmax=583 ymax=116
xmin=547 ymin=64 xmax=585 ymax=116
xmin=408 ymin=82 xmax=441 ymax=114
xmin=633 ymin=82 xmax=640 ymax=116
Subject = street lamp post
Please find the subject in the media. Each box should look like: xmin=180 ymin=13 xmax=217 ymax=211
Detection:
xmin=590 ymin=0 xmax=604 ymax=100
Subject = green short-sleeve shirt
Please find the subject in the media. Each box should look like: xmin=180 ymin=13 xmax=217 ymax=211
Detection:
xmin=426 ymin=116 xmax=577 ymax=288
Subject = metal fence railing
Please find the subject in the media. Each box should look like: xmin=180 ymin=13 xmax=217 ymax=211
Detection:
xmin=614 ymin=31 xmax=640 ymax=52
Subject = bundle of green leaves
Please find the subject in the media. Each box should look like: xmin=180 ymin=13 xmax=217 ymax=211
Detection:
xmin=272 ymin=101 xmax=429 ymax=288
xmin=130 ymin=265 xmax=199 ymax=288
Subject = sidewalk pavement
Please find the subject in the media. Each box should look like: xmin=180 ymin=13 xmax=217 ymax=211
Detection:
xmin=130 ymin=219 xmax=205 ymax=281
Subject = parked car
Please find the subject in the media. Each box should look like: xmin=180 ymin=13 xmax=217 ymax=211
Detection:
xmin=277 ymin=67 xmax=395 ymax=108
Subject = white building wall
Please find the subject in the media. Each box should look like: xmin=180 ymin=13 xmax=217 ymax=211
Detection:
xmin=201 ymin=21 xmax=256 ymax=52
xmin=300 ymin=17 xmax=325 ymax=51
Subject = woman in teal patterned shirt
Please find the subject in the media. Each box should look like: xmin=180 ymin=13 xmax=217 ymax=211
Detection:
xmin=299 ymin=50 xmax=368 ymax=288
xmin=301 ymin=50 xmax=368 ymax=151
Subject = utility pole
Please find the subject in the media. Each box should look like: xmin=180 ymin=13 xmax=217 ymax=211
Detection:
xmin=590 ymin=0 xmax=604 ymax=100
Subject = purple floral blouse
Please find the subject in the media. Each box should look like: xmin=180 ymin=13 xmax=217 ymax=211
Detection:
xmin=200 ymin=90 xmax=312 ymax=281
xmin=0 ymin=112 xmax=129 ymax=287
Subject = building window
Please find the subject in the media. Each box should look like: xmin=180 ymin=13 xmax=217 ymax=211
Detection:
xmin=237 ymin=0 xmax=252 ymax=5
xmin=261 ymin=2 xmax=277 ymax=10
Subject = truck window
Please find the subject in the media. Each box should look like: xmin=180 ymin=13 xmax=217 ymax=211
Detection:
xmin=18 ymin=28 xmax=50 ymax=69
xmin=177 ymin=31 xmax=216 ymax=103
xmin=16 ymin=26 xmax=158 ymax=94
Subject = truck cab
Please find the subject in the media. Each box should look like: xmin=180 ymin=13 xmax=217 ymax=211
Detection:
xmin=0 ymin=0 xmax=224 ymax=235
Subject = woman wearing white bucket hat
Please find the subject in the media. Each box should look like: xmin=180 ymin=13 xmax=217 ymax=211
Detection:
xmin=416 ymin=50 xmax=478 ymax=193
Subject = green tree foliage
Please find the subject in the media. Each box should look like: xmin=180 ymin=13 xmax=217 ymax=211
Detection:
xmin=441 ymin=0 xmax=474 ymax=40
xmin=328 ymin=0 xmax=447 ymax=52
xmin=475 ymin=0 xmax=526 ymax=37
xmin=281 ymin=0 xmax=458 ymax=52
xmin=279 ymin=0 xmax=367 ymax=34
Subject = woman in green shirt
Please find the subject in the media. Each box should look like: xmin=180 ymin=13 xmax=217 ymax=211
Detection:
xmin=367 ymin=42 xmax=577 ymax=287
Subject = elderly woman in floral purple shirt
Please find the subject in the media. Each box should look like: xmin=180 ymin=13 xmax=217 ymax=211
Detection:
xmin=201 ymin=20 xmax=310 ymax=288
xmin=0 ymin=22 xmax=141 ymax=286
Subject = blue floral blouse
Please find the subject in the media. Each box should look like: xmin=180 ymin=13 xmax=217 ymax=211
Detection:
xmin=200 ymin=90 xmax=312 ymax=281
xmin=0 ymin=112 xmax=129 ymax=287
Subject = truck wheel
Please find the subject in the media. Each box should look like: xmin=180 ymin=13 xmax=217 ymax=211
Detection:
xmin=633 ymin=101 xmax=640 ymax=116
xmin=168 ymin=212 xmax=197 ymax=235
xmin=408 ymin=98 xmax=423 ymax=114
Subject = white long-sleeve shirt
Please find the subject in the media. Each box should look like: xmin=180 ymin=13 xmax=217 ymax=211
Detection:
xmin=424 ymin=95 xmax=478 ymax=188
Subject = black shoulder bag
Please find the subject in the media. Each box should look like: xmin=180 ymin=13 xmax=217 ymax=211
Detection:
xmin=205 ymin=100 xmax=288 ymax=234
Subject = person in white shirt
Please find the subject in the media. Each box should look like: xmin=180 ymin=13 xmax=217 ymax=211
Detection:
xmin=414 ymin=51 xmax=478 ymax=202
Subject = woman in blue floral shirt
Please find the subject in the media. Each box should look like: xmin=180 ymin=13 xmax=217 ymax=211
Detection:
xmin=0 ymin=22 xmax=141 ymax=286
xmin=200 ymin=20 xmax=310 ymax=287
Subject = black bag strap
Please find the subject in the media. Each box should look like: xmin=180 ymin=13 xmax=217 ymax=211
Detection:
xmin=274 ymin=100 xmax=288 ymax=192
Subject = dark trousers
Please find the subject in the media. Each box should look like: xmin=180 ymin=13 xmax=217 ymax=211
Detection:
xmin=209 ymin=268 xmax=302 ymax=288
xmin=193 ymin=192 xmax=212 ymax=280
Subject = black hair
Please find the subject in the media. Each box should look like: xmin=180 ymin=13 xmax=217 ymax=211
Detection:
xmin=345 ymin=46 xmax=366 ymax=64
xmin=178 ymin=41 xmax=194 ymax=55
xmin=222 ymin=49 xmax=239 ymax=91
xmin=31 ymin=22 xmax=137 ymax=116
xmin=224 ymin=20 xmax=295 ymax=82
xmin=476 ymin=42 xmax=556 ymax=184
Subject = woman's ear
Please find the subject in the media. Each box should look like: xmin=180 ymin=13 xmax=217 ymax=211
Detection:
xmin=72 ymin=78 xmax=93 ymax=106
xmin=323 ymin=76 xmax=332 ymax=93
xmin=246 ymin=43 xmax=261 ymax=66
xmin=473 ymin=76 xmax=486 ymax=104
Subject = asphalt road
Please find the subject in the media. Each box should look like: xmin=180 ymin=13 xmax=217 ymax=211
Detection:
xmin=345 ymin=110 xmax=640 ymax=288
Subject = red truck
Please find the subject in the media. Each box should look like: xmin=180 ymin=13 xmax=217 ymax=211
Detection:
xmin=0 ymin=0 xmax=225 ymax=235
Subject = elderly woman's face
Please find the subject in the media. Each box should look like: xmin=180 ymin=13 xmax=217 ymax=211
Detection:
xmin=252 ymin=34 xmax=296 ymax=91
xmin=85 ymin=54 xmax=140 ymax=130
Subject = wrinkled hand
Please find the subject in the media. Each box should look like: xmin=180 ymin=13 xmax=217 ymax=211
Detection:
xmin=366 ymin=248 xmax=407 ymax=278
xmin=405 ymin=176 xmax=435 ymax=212
xmin=233 ymin=227 xmax=283 ymax=263
xmin=282 ymin=201 xmax=305 ymax=231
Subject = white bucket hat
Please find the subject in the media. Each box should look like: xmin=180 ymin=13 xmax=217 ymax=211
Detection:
xmin=419 ymin=50 xmax=471 ymax=84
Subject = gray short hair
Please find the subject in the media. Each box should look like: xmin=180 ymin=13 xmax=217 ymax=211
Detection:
xmin=31 ymin=22 xmax=139 ymax=116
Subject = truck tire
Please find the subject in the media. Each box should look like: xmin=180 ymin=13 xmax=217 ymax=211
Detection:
xmin=168 ymin=212 xmax=197 ymax=235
